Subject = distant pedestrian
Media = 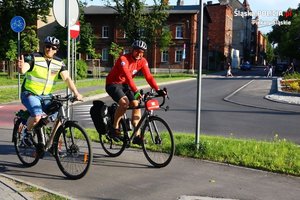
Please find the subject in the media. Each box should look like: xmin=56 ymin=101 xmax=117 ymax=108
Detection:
xmin=284 ymin=62 xmax=295 ymax=75
xmin=265 ymin=64 xmax=273 ymax=78
xmin=226 ymin=62 xmax=233 ymax=77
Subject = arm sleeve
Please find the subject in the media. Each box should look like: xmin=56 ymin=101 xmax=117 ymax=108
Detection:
xmin=141 ymin=61 xmax=159 ymax=91
xmin=119 ymin=57 xmax=138 ymax=92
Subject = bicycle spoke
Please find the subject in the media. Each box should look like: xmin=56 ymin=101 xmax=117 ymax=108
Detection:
xmin=55 ymin=122 xmax=92 ymax=179
xmin=142 ymin=116 xmax=174 ymax=168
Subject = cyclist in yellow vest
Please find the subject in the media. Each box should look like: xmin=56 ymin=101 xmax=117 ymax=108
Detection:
xmin=18 ymin=36 xmax=83 ymax=146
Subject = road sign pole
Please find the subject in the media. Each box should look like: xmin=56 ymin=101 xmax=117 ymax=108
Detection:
xmin=66 ymin=0 xmax=71 ymax=118
xmin=10 ymin=16 xmax=25 ymax=100
xmin=17 ymin=32 xmax=21 ymax=99
xmin=195 ymin=0 xmax=203 ymax=150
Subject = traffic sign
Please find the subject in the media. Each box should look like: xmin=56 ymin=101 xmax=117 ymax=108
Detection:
xmin=10 ymin=16 xmax=26 ymax=32
xmin=53 ymin=0 xmax=79 ymax=28
xmin=70 ymin=21 xmax=80 ymax=39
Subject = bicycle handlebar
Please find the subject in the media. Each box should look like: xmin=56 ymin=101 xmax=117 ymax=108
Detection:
xmin=52 ymin=94 xmax=79 ymax=103
xmin=140 ymin=87 xmax=169 ymax=109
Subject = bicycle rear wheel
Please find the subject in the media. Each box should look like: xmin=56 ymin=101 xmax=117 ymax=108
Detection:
xmin=13 ymin=119 xmax=39 ymax=167
xmin=54 ymin=121 xmax=93 ymax=180
xmin=99 ymin=119 xmax=127 ymax=157
xmin=142 ymin=116 xmax=175 ymax=168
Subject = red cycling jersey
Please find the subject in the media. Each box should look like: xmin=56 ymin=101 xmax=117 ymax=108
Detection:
xmin=106 ymin=53 xmax=159 ymax=93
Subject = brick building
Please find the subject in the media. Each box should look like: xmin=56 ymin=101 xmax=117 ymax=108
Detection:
xmin=83 ymin=4 xmax=211 ymax=73
xmin=206 ymin=2 xmax=233 ymax=70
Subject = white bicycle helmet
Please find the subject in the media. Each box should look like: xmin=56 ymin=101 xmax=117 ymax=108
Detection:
xmin=132 ymin=40 xmax=147 ymax=50
xmin=44 ymin=36 xmax=60 ymax=47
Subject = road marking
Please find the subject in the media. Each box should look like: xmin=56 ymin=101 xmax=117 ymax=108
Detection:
xmin=178 ymin=196 xmax=238 ymax=200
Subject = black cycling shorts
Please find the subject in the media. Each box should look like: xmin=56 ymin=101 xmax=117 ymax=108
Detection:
xmin=105 ymin=84 xmax=135 ymax=103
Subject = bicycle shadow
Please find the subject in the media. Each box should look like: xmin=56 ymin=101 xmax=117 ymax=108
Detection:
xmin=0 ymin=143 xmax=72 ymax=180
xmin=92 ymin=146 xmax=156 ymax=169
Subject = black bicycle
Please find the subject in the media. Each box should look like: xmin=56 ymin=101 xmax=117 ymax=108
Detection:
xmin=98 ymin=88 xmax=175 ymax=168
xmin=12 ymin=95 xmax=93 ymax=180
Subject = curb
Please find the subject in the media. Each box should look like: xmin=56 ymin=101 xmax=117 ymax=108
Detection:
xmin=264 ymin=78 xmax=300 ymax=105
xmin=224 ymin=79 xmax=300 ymax=113
xmin=0 ymin=173 xmax=74 ymax=200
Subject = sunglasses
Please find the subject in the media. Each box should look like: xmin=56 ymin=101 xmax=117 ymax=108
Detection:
xmin=45 ymin=45 xmax=58 ymax=50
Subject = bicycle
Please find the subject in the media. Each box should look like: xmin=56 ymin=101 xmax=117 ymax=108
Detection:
xmin=12 ymin=94 xmax=93 ymax=180
xmin=99 ymin=88 xmax=175 ymax=168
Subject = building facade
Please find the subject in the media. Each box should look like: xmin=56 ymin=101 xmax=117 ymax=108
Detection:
xmin=83 ymin=4 xmax=211 ymax=73
xmin=206 ymin=2 xmax=233 ymax=70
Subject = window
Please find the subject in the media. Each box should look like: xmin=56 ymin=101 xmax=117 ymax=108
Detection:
xmin=175 ymin=50 xmax=183 ymax=62
xmin=138 ymin=28 xmax=145 ymax=38
xmin=240 ymin=30 xmax=244 ymax=43
xmin=176 ymin=25 xmax=183 ymax=39
xmin=86 ymin=54 xmax=93 ymax=60
xmin=102 ymin=48 xmax=109 ymax=61
xmin=124 ymin=49 xmax=130 ymax=55
xmin=161 ymin=51 xmax=169 ymax=62
xmin=102 ymin=26 xmax=109 ymax=38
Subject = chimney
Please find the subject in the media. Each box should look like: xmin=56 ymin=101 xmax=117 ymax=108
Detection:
xmin=177 ymin=0 xmax=184 ymax=6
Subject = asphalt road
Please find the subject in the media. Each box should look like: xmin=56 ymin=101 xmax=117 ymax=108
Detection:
xmin=71 ymin=67 xmax=300 ymax=144
xmin=1 ymin=68 xmax=300 ymax=199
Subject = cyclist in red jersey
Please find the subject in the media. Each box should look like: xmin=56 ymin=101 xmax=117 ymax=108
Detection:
xmin=106 ymin=40 xmax=165 ymax=144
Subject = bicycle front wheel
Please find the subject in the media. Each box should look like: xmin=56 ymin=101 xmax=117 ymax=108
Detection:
xmin=54 ymin=121 xmax=93 ymax=180
xmin=142 ymin=116 xmax=175 ymax=168
xmin=13 ymin=119 xmax=40 ymax=167
xmin=99 ymin=119 xmax=127 ymax=157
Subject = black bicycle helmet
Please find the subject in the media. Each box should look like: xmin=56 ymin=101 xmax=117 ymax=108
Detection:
xmin=44 ymin=36 xmax=60 ymax=47
xmin=132 ymin=40 xmax=147 ymax=50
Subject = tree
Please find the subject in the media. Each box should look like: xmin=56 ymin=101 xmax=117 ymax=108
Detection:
xmin=21 ymin=26 xmax=39 ymax=53
xmin=6 ymin=40 xmax=17 ymax=78
xmin=106 ymin=0 xmax=170 ymax=45
xmin=105 ymin=0 xmax=171 ymax=70
xmin=268 ymin=6 xmax=300 ymax=60
xmin=109 ymin=42 xmax=124 ymax=62
xmin=0 ymin=0 xmax=52 ymax=60
xmin=265 ymin=38 xmax=274 ymax=64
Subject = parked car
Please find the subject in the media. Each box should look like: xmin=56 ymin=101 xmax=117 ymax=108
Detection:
xmin=240 ymin=62 xmax=252 ymax=70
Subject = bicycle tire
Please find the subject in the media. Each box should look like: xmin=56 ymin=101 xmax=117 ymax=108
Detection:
xmin=141 ymin=116 xmax=175 ymax=168
xmin=13 ymin=118 xmax=40 ymax=167
xmin=54 ymin=121 xmax=93 ymax=180
xmin=99 ymin=119 xmax=127 ymax=157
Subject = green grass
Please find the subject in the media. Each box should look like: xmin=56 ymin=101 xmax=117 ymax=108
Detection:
xmin=86 ymin=129 xmax=300 ymax=176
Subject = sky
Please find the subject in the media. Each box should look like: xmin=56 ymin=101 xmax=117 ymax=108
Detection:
xmin=86 ymin=0 xmax=300 ymax=34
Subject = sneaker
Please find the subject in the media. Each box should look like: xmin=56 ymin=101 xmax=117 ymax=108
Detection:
xmin=22 ymin=129 xmax=33 ymax=147
xmin=107 ymin=128 xmax=123 ymax=142
xmin=132 ymin=136 xmax=143 ymax=146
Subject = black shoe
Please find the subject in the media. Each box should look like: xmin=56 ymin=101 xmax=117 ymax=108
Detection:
xmin=108 ymin=128 xmax=123 ymax=142
xmin=132 ymin=136 xmax=143 ymax=146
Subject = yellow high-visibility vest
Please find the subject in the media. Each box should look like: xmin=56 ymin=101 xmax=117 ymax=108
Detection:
xmin=24 ymin=53 xmax=63 ymax=95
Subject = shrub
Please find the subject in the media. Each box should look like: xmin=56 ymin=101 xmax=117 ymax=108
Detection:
xmin=76 ymin=60 xmax=88 ymax=80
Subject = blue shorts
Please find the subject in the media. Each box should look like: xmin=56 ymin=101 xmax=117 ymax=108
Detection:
xmin=21 ymin=91 xmax=52 ymax=117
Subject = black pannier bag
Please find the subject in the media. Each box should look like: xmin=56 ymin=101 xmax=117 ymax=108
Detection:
xmin=90 ymin=100 xmax=110 ymax=135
